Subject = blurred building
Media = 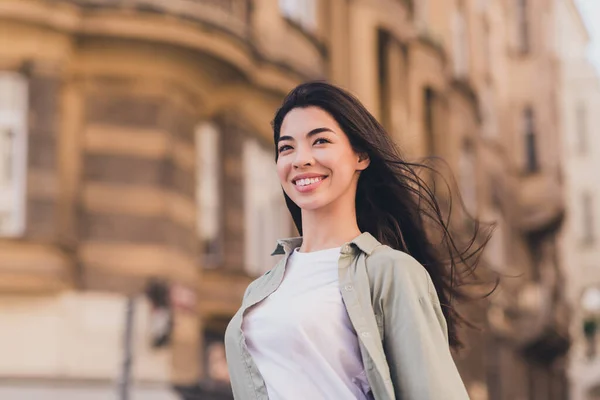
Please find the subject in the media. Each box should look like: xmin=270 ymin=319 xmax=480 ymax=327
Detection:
xmin=554 ymin=0 xmax=600 ymax=399
xmin=0 ymin=0 xmax=297 ymax=398
xmin=403 ymin=1 xmax=568 ymax=400
xmin=0 ymin=0 xmax=586 ymax=399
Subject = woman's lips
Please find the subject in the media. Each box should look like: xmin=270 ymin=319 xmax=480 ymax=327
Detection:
xmin=293 ymin=176 xmax=327 ymax=193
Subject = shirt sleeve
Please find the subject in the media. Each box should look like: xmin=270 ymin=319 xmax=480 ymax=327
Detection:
xmin=380 ymin=255 xmax=470 ymax=400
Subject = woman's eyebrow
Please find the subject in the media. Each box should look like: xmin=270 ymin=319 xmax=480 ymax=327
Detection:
xmin=278 ymin=127 xmax=336 ymax=143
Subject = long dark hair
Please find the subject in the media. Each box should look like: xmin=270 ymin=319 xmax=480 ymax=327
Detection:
xmin=272 ymin=81 xmax=493 ymax=349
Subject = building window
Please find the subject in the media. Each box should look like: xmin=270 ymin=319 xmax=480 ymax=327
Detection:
xmin=415 ymin=0 xmax=429 ymax=31
xmin=459 ymin=140 xmax=478 ymax=217
xmin=481 ymin=87 xmax=498 ymax=138
xmin=582 ymin=193 xmax=596 ymax=245
xmin=517 ymin=0 xmax=530 ymax=53
xmin=195 ymin=122 xmax=221 ymax=268
xmin=576 ymin=102 xmax=588 ymax=155
xmin=243 ymin=139 xmax=291 ymax=276
xmin=523 ymin=107 xmax=538 ymax=173
xmin=452 ymin=2 xmax=470 ymax=78
xmin=378 ymin=30 xmax=407 ymax=140
xmin=279 ymin=0 xmax=317 ymax=32
xmin=0 ymin=72 xmax=28 ymax=237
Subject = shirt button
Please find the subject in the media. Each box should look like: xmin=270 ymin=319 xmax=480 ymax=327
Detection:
xmin=344 ymin=285 xmax=354 ymax=291
xmin=342 ymin=244 xmax=351 ymax=253
xmin=360 ymin=332 xmax=371 ymax=338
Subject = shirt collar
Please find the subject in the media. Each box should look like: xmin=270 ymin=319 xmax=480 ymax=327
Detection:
xmin=271 ymin=232 xmax=381 ymax=256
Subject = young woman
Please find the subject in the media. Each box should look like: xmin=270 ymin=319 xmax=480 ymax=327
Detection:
xmin=225 ymin=82 xmax=487 ymax=399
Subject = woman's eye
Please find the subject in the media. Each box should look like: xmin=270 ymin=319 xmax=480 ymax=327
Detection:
xmin=314 ymin=138 xmax=331 ymax=145
xmin=278 ymin=144 xmax=292 ymax=153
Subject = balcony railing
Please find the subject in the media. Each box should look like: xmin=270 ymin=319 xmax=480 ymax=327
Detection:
xmin=63 ymin=0 xmax=251 ymax=39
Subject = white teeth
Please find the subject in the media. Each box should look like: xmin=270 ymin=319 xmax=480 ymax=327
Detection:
xmin=296 ymin=177 xmax=324 ymax=186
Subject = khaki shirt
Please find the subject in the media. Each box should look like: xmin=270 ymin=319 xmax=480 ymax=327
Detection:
xmin=224 ymin=232 xmax=470 ymax=400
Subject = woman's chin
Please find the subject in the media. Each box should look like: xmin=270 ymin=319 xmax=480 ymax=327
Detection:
xmin=294 ymin=198 xmax=328 ymax=212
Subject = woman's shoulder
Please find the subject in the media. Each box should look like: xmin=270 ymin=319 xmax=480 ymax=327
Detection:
xmin=365 ymin=245 xmax=430 ymax=287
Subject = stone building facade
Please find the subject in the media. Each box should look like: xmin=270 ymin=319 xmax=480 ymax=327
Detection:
xmin=0 ymin=0 xmax=578 ymax=398
xmin=554 ymin=1 xmax=600 ymax=399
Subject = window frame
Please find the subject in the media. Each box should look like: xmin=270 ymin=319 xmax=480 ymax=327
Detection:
xmin=0 ymin=72 xmax=28 ymax=238
xmin=195 ymin=121 xmax=223 ymax=268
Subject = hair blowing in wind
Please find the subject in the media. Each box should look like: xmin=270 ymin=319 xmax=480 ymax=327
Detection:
xmin=272 ymin=81 xmax=495 ymax=349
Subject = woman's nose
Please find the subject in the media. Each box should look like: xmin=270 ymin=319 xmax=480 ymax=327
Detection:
xmin=292 ymin=147 xmax=314 ymax=169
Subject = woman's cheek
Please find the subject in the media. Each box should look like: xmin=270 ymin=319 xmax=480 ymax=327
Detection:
xmin=276 ymin=161 xmax=288 ymax=185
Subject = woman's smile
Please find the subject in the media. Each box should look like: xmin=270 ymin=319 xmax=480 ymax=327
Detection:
xmin=292 ymin=174 xmax=329 ymax=193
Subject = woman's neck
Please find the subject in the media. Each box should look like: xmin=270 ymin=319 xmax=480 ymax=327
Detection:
xmin=298 ymin=201 xmax=362 ymax=253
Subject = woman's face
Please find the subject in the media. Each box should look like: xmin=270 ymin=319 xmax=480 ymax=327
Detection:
xmin=276 ymin=106 xmax=370 ymax=212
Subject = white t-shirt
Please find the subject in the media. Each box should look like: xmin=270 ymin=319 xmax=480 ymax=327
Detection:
xmin=242 ymin=246 xmax=372 ymax=400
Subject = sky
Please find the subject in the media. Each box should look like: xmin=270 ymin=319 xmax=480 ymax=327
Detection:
xmin=576 ymin=0 xmax=600 ymax=74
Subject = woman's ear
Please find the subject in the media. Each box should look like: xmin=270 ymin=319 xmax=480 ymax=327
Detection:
xmin=357 ymin=153 xmax=370 ymax=171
